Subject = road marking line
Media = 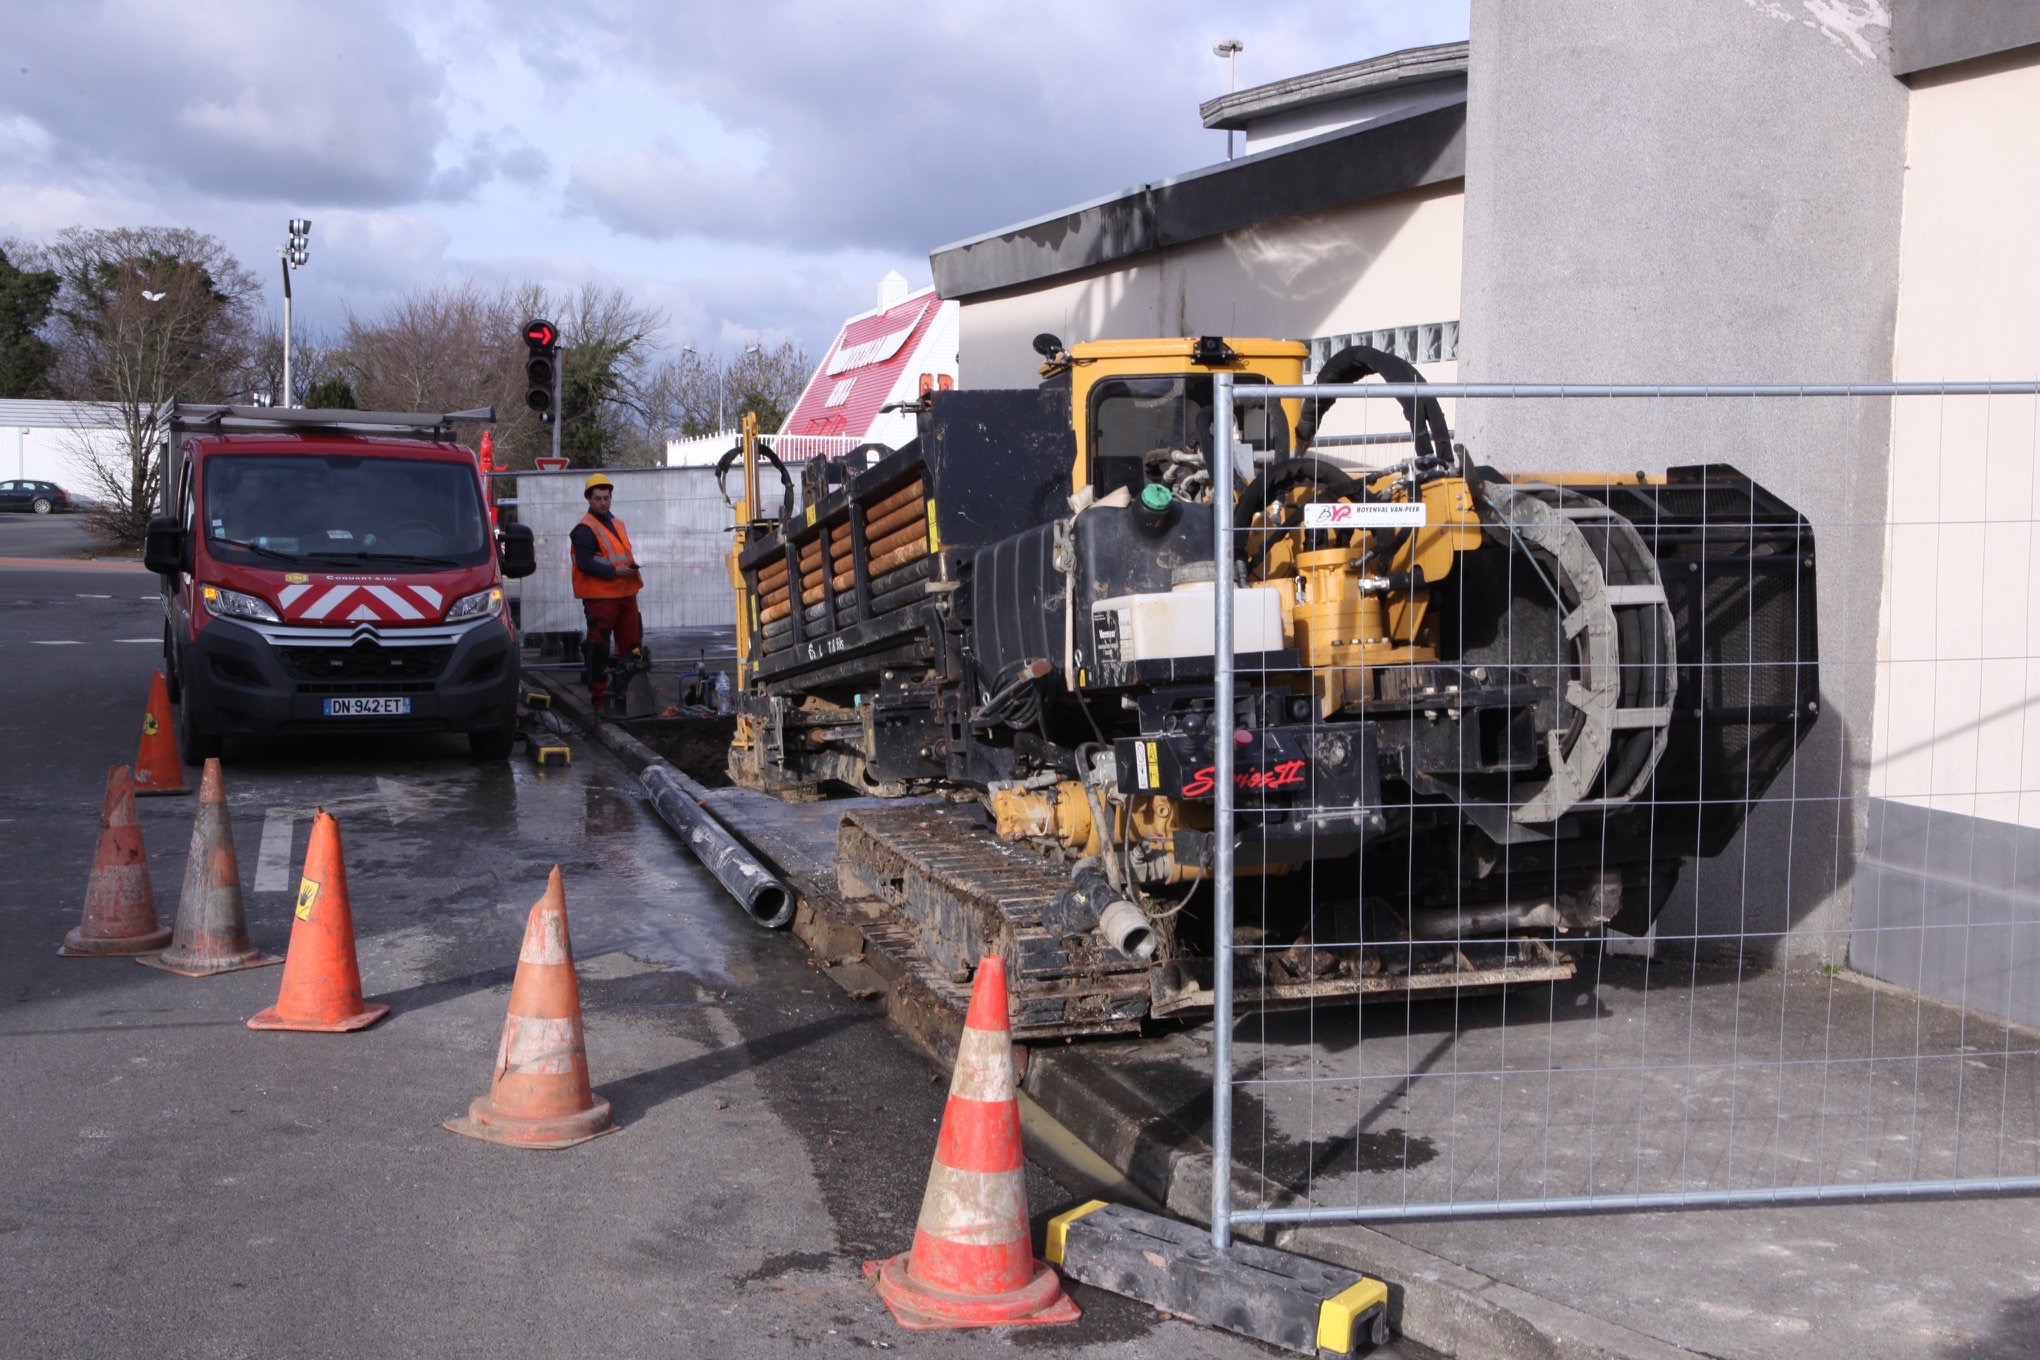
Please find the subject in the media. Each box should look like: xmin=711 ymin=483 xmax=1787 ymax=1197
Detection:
xmin=113 ymin=637 xmax=156 ymax=643
xmin=256 ymin=811 xmax=295 ymax=892
xmin=31 ymin=640 xmax=81 ymax=646
xmin=76 ymin=593 xmax=112 ymax=599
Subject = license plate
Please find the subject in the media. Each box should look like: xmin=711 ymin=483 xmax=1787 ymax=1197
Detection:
xmin=323 ymin=696 xmax=412 ymax=717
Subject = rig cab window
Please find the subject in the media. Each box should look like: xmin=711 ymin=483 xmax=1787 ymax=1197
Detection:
xmin=1087 ymin=374 xmax=1286 ymax=498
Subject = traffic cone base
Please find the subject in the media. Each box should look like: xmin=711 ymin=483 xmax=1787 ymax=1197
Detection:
xmin=140 ymin=759 xmax=282 ymax=977
xmin=132 ymin=670 xmax=190 ymax=797
xmin=865 ymin=955 xmax=1080 ymax=1331
xmin=442 ymin=867 xmax=614 ymax=1149
xmin=140 ymin=945 xmax=283 ymax=978
xmin=60 ymin=923 xmax=171 ymax=957
xmin=864 ymin=1254 xmax=1081 ymax=1330
xmin=247 ymin=810 xmax=387 ymax=1033
xmin=247 ymin=998 xmax=388 ymax=1032
xmin=62 ymin=765 xmax=171 ymax=956
xmin=444 ymin=1092 xmax=616 ymax=1149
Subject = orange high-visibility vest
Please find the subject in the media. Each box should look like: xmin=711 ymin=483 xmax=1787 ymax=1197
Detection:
xmin=571 ymin=513 xmax=642 ymax=600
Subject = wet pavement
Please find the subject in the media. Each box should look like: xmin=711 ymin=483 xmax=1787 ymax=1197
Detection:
xmin=0 ymin=565 xmax=1414 ymax=1359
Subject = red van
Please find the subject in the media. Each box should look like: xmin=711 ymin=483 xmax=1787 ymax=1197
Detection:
xmin=143 ymin=404 xmax=536 ymax=761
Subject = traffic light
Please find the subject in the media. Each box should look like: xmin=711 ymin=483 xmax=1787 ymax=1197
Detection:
xmin=523 ymin=318 xmax=558 ymax=424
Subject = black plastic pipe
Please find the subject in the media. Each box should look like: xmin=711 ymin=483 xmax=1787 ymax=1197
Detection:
xmin=640 ymin=762 xmax=796 ymax=929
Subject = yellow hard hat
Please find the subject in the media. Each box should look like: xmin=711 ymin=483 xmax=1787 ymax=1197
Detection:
xmin=583 ymin=472 xmax=614 ymax=496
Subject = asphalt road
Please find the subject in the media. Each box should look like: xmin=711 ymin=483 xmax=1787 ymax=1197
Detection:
xmin=0 ymin=559 xmax=1370 ymax=1360
xmin=0 ymin=509 xmax=115 ymax=561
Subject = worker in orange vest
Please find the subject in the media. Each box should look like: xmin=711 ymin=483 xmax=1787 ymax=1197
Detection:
xmin=570 ymin=472 xmax=644 ymax=709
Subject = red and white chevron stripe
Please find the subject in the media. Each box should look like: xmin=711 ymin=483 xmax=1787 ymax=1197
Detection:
xmin=275 ymin=581 xmax=446 ymax=623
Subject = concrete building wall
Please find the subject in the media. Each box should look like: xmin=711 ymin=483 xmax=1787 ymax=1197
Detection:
xmin=1458 ymin=0 xmax=1911 ymax=962
xmin=0 ymin=401 xmax=131 ymax=489
xmin=1858 ymin=45 xmax=2040 ymax=1027
xmin=957 ymin=182 xmax=1464 ymax=409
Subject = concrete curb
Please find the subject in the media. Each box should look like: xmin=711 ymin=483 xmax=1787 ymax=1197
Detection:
xmin=530 ymin=665 xmax=1707 ymax=1360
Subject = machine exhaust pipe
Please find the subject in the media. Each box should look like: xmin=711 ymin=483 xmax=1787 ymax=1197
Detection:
xmin=641 ymin=762 xmax=796 ymax=929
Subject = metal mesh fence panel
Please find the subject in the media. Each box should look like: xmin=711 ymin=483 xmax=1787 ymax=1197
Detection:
xmin=1207 ymin=377 xmax=2040 ymax=1241
xmin=491 ymin=466 xmax=747 ymax=634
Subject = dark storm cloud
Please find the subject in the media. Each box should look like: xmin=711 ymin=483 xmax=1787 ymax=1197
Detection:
xmin=552 ymin=0 xmax=1464 ymax=255
xmin=2 ymin=0 xmax=450 ymax=206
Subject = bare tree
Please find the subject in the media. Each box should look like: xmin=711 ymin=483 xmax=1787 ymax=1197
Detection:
xmin=337 ymin=280 xmax=521 ymax=419
xmin=329 ymin=280 xmax=665 ymax=469
xmin=32 ymin=226 xmax=260 ymax=544
xmin=554 ymin=285 xmax=664 ymax=468
xmin=248 ymin=317 xmax=349 ymax=407
xmin=647 ymin=339 xmax=811 ymax=442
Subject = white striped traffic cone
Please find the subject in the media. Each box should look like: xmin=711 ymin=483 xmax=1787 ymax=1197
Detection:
xmin=864 ymin=954 xmax=1080 ymax=1329
xmin=444 ymin=867 xmax=614 ymax=1149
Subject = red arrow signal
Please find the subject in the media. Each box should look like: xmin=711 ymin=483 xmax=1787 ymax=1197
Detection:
xmin=523 ymin=319 xmax=557 ymax=349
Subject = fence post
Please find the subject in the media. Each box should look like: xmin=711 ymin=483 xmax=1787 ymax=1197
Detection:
xmin=1211 ymin=371 xmax=1237 ymax=1251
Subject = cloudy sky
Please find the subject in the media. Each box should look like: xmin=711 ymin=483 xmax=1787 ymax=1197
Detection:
xmin=1 ymin=0 xmax=1468 ymax=360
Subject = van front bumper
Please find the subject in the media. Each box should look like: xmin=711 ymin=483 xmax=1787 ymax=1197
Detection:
xmin=178 ymin=615 xmax=519 ymax=738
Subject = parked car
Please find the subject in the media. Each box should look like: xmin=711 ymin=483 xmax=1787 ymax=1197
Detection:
xmin=0 ymin=480 xmax=74 ymax=514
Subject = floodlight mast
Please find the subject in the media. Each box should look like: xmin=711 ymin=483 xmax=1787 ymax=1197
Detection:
xmin=1213 ymin=39 xmax=1244 ymax=160
xmin=280 ymin=218 xmax=311 ymax=406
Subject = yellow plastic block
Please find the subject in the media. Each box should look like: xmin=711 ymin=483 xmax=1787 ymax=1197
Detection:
xmin=1317 ymin=1276 xmax=1390 ymax=1354
xmin=1043 ymin=1200 xmax=1108 ymax=1266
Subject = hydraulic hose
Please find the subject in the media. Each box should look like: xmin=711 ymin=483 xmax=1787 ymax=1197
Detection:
xmin=713 ymin=440 xmax=796 ymax=524
xmin=1295 ymin=344 xmax=1452 ymax=468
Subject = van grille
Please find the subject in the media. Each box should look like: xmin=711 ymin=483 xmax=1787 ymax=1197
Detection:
xmin=278 ymin=643 xmax=453 ymax=682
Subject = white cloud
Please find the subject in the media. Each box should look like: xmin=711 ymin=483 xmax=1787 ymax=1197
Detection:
xmin=3 ymin=0 xmax=448 ymax=205
xmin=0 ymin=1 xmax=1471 ymax=361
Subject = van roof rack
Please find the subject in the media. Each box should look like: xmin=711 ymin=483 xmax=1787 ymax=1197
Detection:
xmin=168 ymin=403 xmax=494 ymax=442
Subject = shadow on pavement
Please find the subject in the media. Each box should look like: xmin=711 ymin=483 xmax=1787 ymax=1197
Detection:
xmin=601 ymin=1011 xmax=872 ymax=1128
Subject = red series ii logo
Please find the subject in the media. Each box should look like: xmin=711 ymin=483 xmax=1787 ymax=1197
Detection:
xmin=1180 ymin=759 xmax=1308 ymax=798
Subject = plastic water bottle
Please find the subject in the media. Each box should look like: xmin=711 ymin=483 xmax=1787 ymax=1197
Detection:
xmin=712 ymin=670 xmax=733 ymax=715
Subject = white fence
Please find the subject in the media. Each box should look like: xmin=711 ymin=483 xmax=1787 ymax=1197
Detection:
xmin=492 ymin=466 xmax=738 ymax=635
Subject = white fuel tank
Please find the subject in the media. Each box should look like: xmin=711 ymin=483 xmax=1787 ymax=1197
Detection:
xmin=1088 ymin=581 xmax=1286 ymax=666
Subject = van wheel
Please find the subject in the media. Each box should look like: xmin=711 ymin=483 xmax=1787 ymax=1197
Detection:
xmin=176 ymin=698 xmax=222 ymax=766
xmin=469 ymin=726 xmax=517 ymax=760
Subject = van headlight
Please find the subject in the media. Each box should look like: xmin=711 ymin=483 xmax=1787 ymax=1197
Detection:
xmin=201 ymin=584 xmax=280 ymax=623
xmin=446 ymin=587 xmax=504 ymax=621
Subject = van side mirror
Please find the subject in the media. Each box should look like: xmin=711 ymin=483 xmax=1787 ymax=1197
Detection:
xmin=497 ymin=522 xmax=536 ymax=579
xmin=143 ymin=515 xmax=189 ymax=577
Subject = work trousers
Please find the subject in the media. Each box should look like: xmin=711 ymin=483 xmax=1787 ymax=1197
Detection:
xmin=580 ymin=594 xmax=644 ymax=702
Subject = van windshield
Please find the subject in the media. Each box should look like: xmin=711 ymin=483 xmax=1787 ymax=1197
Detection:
xmin=202 ymin=454 xmax=490 ymax=568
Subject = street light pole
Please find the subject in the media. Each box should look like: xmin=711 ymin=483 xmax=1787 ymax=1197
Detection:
xmin=280 ymin=219 xmax=310 ymax=406
xmin=1213 ymin=39 xmax=1244 ymax=161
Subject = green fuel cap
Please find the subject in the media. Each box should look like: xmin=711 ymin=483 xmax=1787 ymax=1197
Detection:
xmin=1139 ymin=483 xmax=1174 ymax=512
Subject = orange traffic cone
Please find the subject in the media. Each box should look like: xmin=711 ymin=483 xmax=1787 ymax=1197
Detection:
xmin=864 ymin=955 xmax=1080 ymax=1329
xmin=60 ymin=765 xmax=173 ymax=956
xmin=132 ymin=670 xmax=190 ymax=797
xmin=247 ymin=811 xmax=388 ymax=1032
xmin=444 ymin=867 xmax=615 ymax=1148
xmin=140 ymin=759 xmax=282 ymax=977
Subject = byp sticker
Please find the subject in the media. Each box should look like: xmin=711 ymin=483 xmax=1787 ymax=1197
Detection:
xmin=296 ymin=877 xmax=320 ymax=920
